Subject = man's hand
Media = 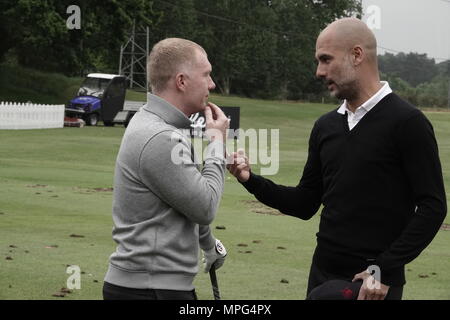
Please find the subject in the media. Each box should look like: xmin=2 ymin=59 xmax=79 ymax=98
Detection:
xmin=227 ymin=149 xmax=251 ymax=183
xmin=204 ymin=102 xmax=229 ymax=144
xmin=203 ymin=239 xmax=227 ymax=273
xmin=352 ymin=270 xmax=390 ymax=300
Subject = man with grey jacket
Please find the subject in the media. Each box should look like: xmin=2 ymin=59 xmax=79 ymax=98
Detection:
xmin=103 ymin=38 xmax=229 ymax=300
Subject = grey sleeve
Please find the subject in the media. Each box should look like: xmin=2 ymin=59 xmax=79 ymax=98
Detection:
xmin=138 ymin=130 xmax=226 ymax=225
xmin=199 ymin=225 xmax=216 ymax=251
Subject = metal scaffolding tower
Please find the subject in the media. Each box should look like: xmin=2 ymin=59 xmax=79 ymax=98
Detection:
xmin=119 ymin=21 xmax=149 ymax=91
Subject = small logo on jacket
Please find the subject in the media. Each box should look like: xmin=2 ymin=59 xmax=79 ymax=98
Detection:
xmin=341 ymin=287 xmax=354 ymax=299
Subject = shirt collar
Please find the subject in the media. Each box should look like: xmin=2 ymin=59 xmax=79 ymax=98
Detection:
xmin=143 ymin=93 xmax=193 ymax=129
xmin=337 ymin=81 xmax=392 ymax=115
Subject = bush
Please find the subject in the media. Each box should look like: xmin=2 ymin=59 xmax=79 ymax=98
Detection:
xmin=381 ymin=72 xmax=449 ymax=109
xmin=0 ymin=63 xmax=82 ymax=104
xmin=416 ymin=76 xmax=449 ymax=108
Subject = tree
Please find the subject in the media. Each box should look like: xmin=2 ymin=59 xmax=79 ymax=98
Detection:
xmin=416 ymin=76 xmax=449 ymax=108
xmin=271 ymin=0 xmax=320 ymax=99
xmin=268 ymin=0 xmax=362 ymax=100
xmin=0 ymin=0 xmax=157 ymax=75
xmin=150 ymin=0 xmax=198 ymax=40
xmin=378 ymin=52 xmax=439 ymax=87
xmin=193 ymin=0 xmax=279 ymax=96
xmin=193 ymin=0 xmax=362 ymax=98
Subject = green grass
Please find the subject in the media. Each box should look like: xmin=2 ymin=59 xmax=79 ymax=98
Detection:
xmin=1 ymin=92 xmax=450 ymax=300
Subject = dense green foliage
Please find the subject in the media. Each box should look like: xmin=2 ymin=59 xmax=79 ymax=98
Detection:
xmin=379 ymin=54 xmax=450 ymax=108
xmin=1 ymin=0 xmax=361 ymax=100
xmin=0 ymin=63 xmax=82 ymax=104
xmin=1 ymin=0 xmax=448 ymax=106
xmin=1 ymin=0 xmax=154 ymax=74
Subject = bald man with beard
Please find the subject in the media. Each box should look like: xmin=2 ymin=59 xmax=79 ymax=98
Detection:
xmin=227 ymin=18 xmax=446 ymax=300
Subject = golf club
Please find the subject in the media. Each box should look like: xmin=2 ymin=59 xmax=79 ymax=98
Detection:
xmin=209 ymin=263 xmax=221 ymax=300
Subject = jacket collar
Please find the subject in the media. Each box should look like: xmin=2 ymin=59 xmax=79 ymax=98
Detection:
xmin=143 ymin=93 xmax=193 ymax=129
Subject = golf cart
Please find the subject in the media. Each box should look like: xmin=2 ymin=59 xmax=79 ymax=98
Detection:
xmin=65 ymin=73 xmax=126 ymax=126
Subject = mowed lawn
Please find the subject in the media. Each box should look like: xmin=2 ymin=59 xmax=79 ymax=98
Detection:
xmin=0 ymin=93 xmax=449 ymax=300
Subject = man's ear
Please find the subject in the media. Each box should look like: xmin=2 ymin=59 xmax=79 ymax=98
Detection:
xmin=352 ymin=45 xmax=364 ymax=66
xmin=175 ymin=72 xmax=187 ymax=92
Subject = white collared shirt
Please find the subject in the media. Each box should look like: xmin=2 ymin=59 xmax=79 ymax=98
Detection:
xmin=337 ymin=81 xmax=392 ymax=130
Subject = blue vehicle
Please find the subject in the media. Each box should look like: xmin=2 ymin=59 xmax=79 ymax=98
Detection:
xmin=65 ymin=73 xmax=126 ymax=126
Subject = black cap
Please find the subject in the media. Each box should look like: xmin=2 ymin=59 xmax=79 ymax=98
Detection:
xmin=307 ymin=279 xmax=363 ymax=300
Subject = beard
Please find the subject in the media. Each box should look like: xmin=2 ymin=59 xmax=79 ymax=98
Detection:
xmin=328 ymin=60 xmax=359 ymax=101
xmin=332 ymin=79 xmax=359 ymax=101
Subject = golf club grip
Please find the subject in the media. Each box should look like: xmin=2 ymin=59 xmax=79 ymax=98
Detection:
xmin=209 ymin=263 xmax=221 ymax=300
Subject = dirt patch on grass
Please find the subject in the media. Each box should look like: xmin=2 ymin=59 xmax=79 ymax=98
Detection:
xmin=52 ymin=287 xmax=73 ymax=298
xmin=440 ymin=223 xmax=450 ymax=231
xmin=240 ymin=200 xmax=283 ymax=216
xmin=422 ymin=108 xmax=450 ymax=113
xmin=92 ymin=187 xmax=113 ymax=192
xmin=73 ymin=187 xmax=113 ymax=194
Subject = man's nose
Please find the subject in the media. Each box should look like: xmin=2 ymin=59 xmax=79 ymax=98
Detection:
xmin=316 ymin=64 xmax=326 ymax=79
xmin=209 ymin=77 xmax=216 ymax=90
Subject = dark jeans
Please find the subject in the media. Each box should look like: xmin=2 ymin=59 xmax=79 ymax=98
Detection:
xmin=306 ymin=258 xmax=404 ymax=300
xmin=103 ymin=281 xmax=197 ymax=300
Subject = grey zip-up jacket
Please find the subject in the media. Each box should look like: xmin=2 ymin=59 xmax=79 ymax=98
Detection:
xmin=104 ymin=93 xmax=226 ymax=291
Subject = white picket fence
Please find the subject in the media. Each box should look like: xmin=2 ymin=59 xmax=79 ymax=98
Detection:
xmin=0 ymin=101 xmax=65 ymax=129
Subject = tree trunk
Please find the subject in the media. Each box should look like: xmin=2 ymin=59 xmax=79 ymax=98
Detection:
xmin=222 ymin=76 xmax=230 ymax=95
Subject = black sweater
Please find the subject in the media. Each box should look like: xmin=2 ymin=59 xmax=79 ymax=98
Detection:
xmin=242 ymin=93 xmax=446 ymax=286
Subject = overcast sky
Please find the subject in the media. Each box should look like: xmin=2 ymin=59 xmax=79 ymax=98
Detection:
xmin=361 ymin=0 xmax=450 ymax=62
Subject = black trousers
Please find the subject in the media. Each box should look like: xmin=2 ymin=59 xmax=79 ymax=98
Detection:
xmin=306 ymin=258 xmax=404 ymax=300
xmin=103 ymin=281 xmax=197 ymax=300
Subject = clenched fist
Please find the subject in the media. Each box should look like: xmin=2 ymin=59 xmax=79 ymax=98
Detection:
xmin=227 ymin=149 xmax=251 ymax=183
